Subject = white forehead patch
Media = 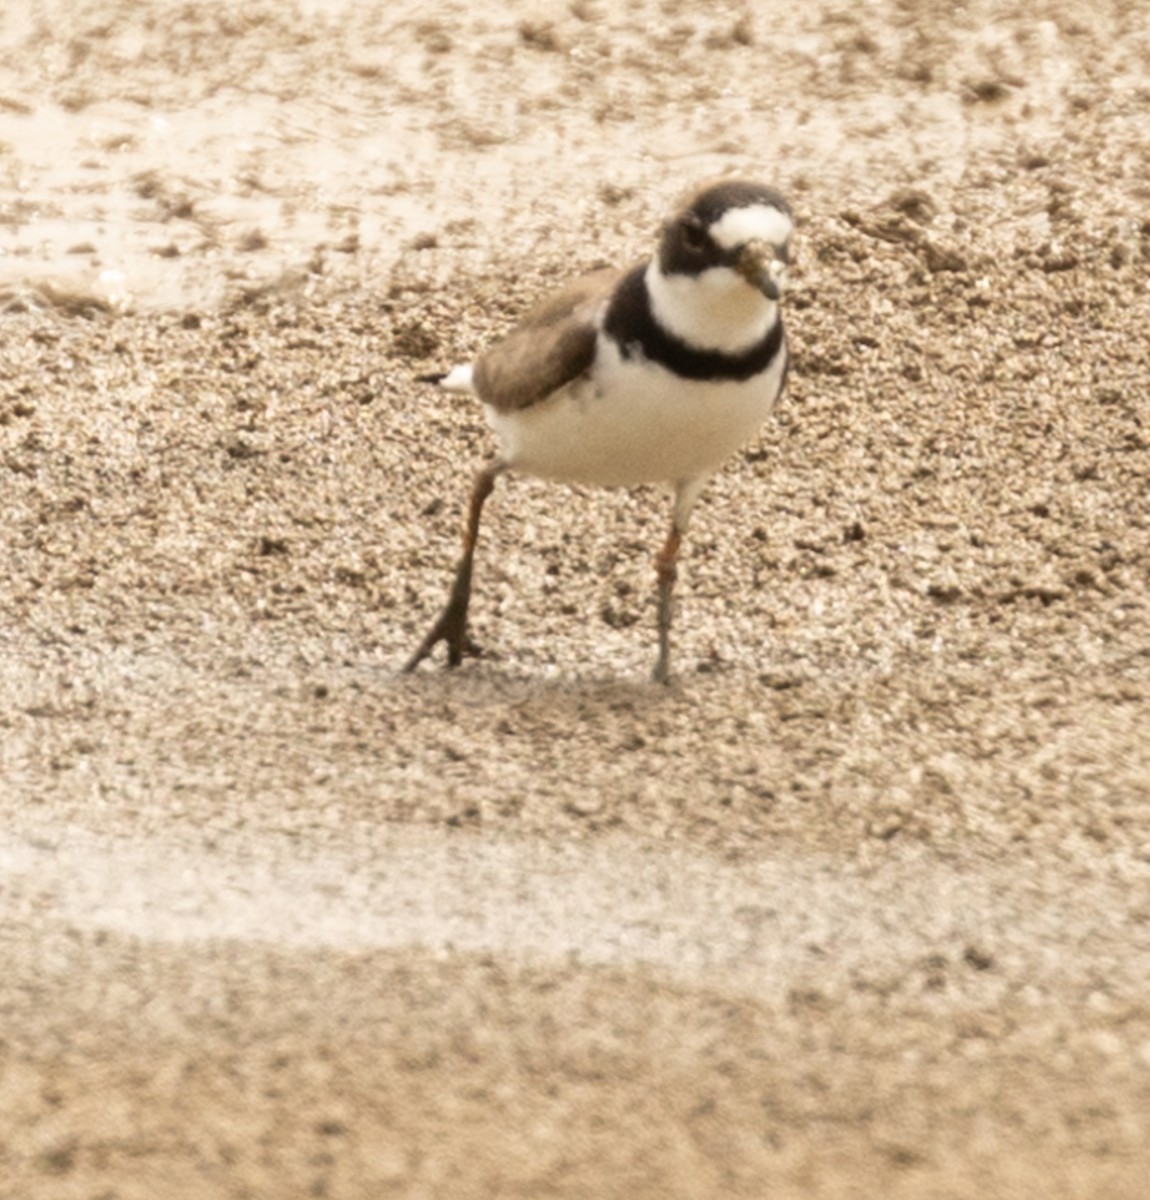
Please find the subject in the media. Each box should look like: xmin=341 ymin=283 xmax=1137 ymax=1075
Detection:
xmin=709 ymin=203 xmax=793 ymax=250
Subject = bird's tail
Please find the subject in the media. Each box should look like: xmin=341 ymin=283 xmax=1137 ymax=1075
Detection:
xmin=415 ymin=364 xmax=475 ymax=394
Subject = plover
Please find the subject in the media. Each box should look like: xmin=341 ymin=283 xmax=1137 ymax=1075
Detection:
xmin=403 ymin=178 xmax=794 ymax=683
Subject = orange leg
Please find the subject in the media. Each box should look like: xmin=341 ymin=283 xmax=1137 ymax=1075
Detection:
xmin=403 ymin=461 xmax=505 ymax=672
xmin=652 ymin=522 xmax=683 ymax=684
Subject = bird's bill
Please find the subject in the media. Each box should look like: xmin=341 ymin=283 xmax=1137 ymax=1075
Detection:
xmin=737 ymin=239 xmax=787 ymax=301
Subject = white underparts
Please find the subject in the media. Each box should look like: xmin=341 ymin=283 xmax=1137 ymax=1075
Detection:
xmin=484 ymin=332 xmax=786 ymax=500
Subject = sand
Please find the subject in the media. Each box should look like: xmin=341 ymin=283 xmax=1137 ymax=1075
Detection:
xmin=2 ymin=1 xmax=1149 ymax=1196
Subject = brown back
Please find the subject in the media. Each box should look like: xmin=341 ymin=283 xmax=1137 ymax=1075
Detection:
xmin=472 ymin=268 xmax=621 ymax=413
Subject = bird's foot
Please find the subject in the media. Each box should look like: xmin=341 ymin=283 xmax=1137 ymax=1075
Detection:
xmin=650 ymin=650 xmax=672 ymax=686
xmin=401 ymin=607 xmax=483 ymax=674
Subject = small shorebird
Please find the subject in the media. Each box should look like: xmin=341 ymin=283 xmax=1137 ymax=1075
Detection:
xmin=404 ymin=178 xmax=794 ymax=683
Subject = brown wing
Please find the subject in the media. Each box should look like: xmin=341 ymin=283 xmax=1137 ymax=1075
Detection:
xmin=472 ymin=267 xmax=621 ymax=413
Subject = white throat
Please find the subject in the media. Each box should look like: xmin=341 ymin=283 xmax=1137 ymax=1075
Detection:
xmin=645 ymin=261 xmax=776 ymax=355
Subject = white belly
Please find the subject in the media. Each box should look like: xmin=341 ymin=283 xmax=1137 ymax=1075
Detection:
xmin=485 ymin=337 xmax=786 ymax=488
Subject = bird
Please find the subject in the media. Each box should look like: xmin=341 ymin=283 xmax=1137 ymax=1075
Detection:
xmin=403 ymin=177 xmax=794 ymax=684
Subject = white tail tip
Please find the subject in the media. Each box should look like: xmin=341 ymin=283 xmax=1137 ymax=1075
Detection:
xmin=440 ymin=364 xmax=475 ymax=394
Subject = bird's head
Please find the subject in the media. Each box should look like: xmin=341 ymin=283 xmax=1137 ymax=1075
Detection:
xmin=649 ymin=179 xmax=794 ymax=353
xmin=659 ymin=179 xmax=793 ymax=300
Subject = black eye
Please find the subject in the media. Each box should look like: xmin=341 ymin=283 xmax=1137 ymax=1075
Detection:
xmin=681 ymin=218 xmax=708 ymax=251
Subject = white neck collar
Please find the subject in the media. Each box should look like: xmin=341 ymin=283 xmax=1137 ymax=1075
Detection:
xmin=645 ymin=261 xmax=777 ymax=355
